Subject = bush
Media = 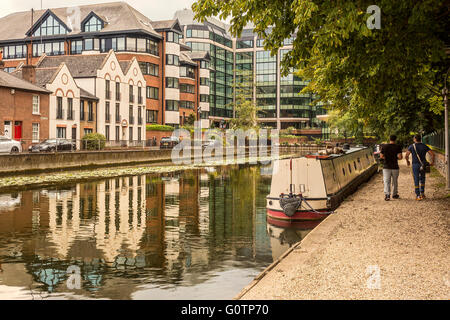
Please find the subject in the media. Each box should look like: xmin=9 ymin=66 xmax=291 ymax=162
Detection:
xmin=82 ymin=133 xmax=106 ymax=150
xmin=146 ymin=124 xmax=175 ymax=132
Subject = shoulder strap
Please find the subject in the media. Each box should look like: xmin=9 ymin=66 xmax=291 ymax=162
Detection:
xmin=413 ymin=143 xmax=424 ymax=166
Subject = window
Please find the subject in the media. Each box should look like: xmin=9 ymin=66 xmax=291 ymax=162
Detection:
xmin=167 ymin=31 xmax=180 ymax=43
xmin=67 ymin=98 xmax=73 ymax=120
xmin=115 ymin=103 xmax=120 ymax=122
xmin=146 ymin=110 xmax=158 ymax=123
xmin=237 ymin=40 xmax=254 ymax=49
xmin=165 ymin=77 xmax=179 ymax=89
xmin=84 ymin=38 xmax=97 ymax=51
xmin=146 ymin=86 xmax=159 ymax=99
xmin=180 ymin=66 xmax=195 ymax=79
xmin=32 ymin=42 xmax=64 ymax=57
xmin=105 ymin=125 xmax=110 ymax=140
xmin=115 ymin=82 xmax=121 ymax=100
xmin=256 ymin=39 xmax=265 ymax=47
xmin=71 ymin=40 xmax=82 ymax=54
xmin=200 ymin=94 xmax=209 ymax=102
xmin=126 ymin=37 xmax=137 ymax=51
xmin=200 ymin=60 xmax=209 ymax=69
xmin=57 ymin=127 xmax=66 ymax=138
xmin=115 ymin=126 xmax=120 ymax=141
xmin=105 ymin=101 xmax=110 ymax=122
xmin=32 ymin=95 xmax=40 ymax=114
xmin=186 ymin=28 xmax=209 ymax=39
xmin=180 ymin=101 xmax=194 ymax=109
xmin=166 ymin=54 xmax=179 ymax=66
xmin=83 ymin=15 xmax=102 ymax=32
xmin=180 ymin=84 xmax=195 ymax=94
xmin=147 ymin=39 xmax=158 ymax=55
xmin=88 ymin=101 xmax=94 ymax=121
xmin=56 ymin=97 xmax=63 ymax=119
xmin=139 ymin=62 xmax=158 ymax=76
xmin=32 ymin=14 xmax=68 ymax=37
xmin=2 ymin=45 xmax=27 ymax=59
xmin=129 ymin=127 xmax=133 ymax=142
xmin=200 ymin=77 xmax=210 ymax=86
xmin=80 ymin=101 xmax=85 ymax=120
xmin=32 ymin=123 xmax=39 ymax=143
xmin=105 ymin=79 xmax=110 ymax=99
xmin=84 ymin=128 xmax=93 ymax=135
xmin=129 ymin=85 xmax=134 ymax=103
xmin=165 ymin=100 xmax=179 ymax=111
xmin=138 ymin=127 xmax=141 ymax=141
xmin=129 ymin=106 xmax=134 ymax=124
xmin=200 ymin=111 xmax=209 ymax=119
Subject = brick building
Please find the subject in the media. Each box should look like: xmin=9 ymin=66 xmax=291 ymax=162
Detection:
xmin=0 ymin=69 xmax=50 ymax=149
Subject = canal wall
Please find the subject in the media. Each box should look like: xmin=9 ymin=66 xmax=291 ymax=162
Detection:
xmin=0 ymin=145 xmax=323 ymax=176
xmin=433 ymin=151 xmax=447 ymax=178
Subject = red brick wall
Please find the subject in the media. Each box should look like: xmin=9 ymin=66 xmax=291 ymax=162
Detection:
xmin=145 ymin=130 xmax=175 ymax=145
xmin=0 ymin=87 xmax=50 ymax=149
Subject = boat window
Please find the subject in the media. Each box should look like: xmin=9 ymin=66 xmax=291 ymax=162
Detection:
xmin=342 ymin=168 xmax=346 ymax=176
xmin=357 ymin=157 xmax=361 ymax=163
xmin=348 ymin=163 xmax=352 ymax=173
xmin=333 ymin=173 xmax=336 ymax=181
xmin=354 ymin=161 xmax=357 ymax=170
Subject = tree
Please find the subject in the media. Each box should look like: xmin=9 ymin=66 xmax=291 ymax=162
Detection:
xmin=229 ymin=69 xmax=260 ymax=130
xmin=192 ymin=0 xmax=449 ymax=140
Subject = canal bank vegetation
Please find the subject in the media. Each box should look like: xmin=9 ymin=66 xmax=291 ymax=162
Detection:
xmin=192 ymin=0 xmax=449 ymax=142
xmin=0 ymin=154 xmax=293 ymax=192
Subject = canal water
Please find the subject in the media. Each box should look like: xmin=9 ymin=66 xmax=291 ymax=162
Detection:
xmin=0 ymin=165 xmax=315 ymax=300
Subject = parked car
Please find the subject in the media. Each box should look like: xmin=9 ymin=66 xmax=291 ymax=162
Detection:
xmin=28 ymin=139 xmax=76 ymax=152
xmin=160 ymin=136 xmax=179 ymax=149
xmin=0 ymin=136 xmax=22 ymax=154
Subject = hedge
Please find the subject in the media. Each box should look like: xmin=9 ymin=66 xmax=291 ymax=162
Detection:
xmin=82 ymin=133 xmax=106 ymax=150
xmin=146 ymin=124 xmax=175 ymax=132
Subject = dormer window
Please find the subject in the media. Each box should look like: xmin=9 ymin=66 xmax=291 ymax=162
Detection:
xmin=32 ymin=13 xmax=68 ymax=37
xmin=84 ymin=16 xmax=102 ymax=32
xmin=81 ymin=12 xmax=105 ymax=33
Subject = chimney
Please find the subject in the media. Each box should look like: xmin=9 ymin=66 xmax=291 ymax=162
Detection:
xmin=22 ymin=65 xmax=36 ymax=84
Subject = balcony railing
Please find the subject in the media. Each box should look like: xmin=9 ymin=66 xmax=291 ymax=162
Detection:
xmin=105 ymin=113 xmax=111 ymax=123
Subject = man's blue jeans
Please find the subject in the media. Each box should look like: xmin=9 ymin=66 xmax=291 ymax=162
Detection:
xmin=412 ymin=163 xmax=426 ymax=196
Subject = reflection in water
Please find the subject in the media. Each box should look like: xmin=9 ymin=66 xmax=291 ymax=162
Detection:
xmin=0 ymin=165 xmax=318 ymax=299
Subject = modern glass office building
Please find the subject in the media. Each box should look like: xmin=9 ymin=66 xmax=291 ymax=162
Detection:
xmin=175 ymin=9 xmax=328 ymax=138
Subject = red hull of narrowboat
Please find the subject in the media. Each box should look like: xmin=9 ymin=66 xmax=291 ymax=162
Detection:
xmin=266 ymin=216 xmax=322 ymax=229
xmin=267 ymin=208 xmax=329 ymax=222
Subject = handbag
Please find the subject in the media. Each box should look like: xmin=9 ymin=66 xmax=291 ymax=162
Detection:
xmin=413 ymin=143 xmax=430 ymax=173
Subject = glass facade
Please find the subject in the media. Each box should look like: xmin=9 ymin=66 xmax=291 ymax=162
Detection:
xmin=256 ymin=50 xmax=277 ymax=118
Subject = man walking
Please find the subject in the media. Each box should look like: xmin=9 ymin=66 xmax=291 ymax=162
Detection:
xmin=405 ymin=134 xmax=435 ymax=200
xmin=380 ymin=135 xmax=403 ymax=201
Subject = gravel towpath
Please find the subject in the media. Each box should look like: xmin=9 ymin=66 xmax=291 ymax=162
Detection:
xmin=239 ymin=162 xmax=450 ymax=300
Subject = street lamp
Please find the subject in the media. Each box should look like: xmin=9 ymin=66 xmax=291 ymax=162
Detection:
xmin=444 ymin=66 xmax=450 ymax=190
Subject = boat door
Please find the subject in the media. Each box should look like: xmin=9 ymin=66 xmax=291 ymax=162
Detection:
xmin=3 ymin=121 xmax=11 ymax=138
xmin=14 ymin=121 xmax=22 ymax=140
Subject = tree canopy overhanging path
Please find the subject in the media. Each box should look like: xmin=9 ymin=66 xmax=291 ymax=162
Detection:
xmin=239 ymin=161 xmax=450 ymax=300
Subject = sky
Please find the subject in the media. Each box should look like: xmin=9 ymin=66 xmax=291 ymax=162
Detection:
xmin=0 ymin=0 xmax=198 ymax=20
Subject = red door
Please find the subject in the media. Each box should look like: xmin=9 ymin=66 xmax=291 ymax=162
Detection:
xmin=14 ymin=121 xmax=22 ymax=140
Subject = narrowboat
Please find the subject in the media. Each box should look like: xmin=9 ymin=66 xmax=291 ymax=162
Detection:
xmin=266 ymin=146 xmax=377 ymax=226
